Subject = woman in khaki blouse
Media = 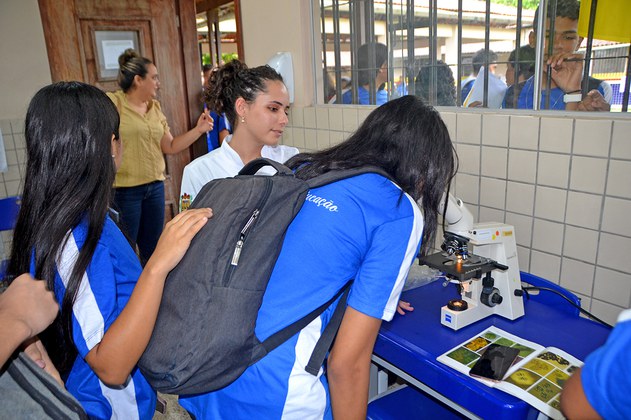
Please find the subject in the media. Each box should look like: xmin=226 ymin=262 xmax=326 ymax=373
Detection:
xmin=107 ymin=49 xmax=213 ymax=263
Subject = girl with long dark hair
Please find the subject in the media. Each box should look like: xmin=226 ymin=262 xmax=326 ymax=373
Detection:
xmin=179 ymin=95 xmax=457 ymax=419
xmin=7 ymin=81 xmax=212 ymax=419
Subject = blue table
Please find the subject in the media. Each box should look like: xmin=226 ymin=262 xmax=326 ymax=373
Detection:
xmin=372 ymin=280 xmax=612 ymax=419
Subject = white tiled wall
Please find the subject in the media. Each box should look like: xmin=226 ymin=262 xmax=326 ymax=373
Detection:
xmin=3 ymin=109 xmax=630 ymax=325
xmin=282 ymin=106 xmax=631 ymax=325
xmin=0 ymin=118 xmax=26 ymax=262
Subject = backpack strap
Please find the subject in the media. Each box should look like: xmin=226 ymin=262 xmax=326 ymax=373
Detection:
xmin=307 ymin=166 xmax=394 ymax=189
xmin=239 ymin=158 xmax=294 ymax=176
xmin=304 ymin=281 xmax=352 ymax=375
xmin=261 ymin=280 xmax=353 ymax=374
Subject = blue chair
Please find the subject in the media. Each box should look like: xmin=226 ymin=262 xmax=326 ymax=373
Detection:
xmin=367 ymin=385 xmax=466 ymax=420
xmin=520 ymin=271 xmax=581 ymax=317
xmin=0 ymin=196 xmax=20 ymax=279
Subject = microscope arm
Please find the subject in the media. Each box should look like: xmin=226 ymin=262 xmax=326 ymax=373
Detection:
xmin=440 ymin=193 xmax=474 ymax=238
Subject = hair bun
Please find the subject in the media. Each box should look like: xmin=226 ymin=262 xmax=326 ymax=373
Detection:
xmin=119 ymin=49 xmax=140 ymax=67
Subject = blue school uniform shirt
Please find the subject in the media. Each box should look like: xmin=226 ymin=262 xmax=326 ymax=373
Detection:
xmin=340 ymin=86 xmax=388 ymax=105
xmin=180 ymin=173 xmax=423 ymax=419
xmin=461 ymin=79 xmax=474 ymax=105
xmin=581 ymin=309 xmax=631 ymax=419
xmin=206 ymin=112 xmax=229 ymax=152
xmin=42 ymin=215 xmax=156 ymax=420
xmin=517 ymin=76 xmax=611 ymax=110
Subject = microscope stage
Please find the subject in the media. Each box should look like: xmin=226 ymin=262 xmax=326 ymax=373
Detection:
xmin=419 ymin=252 xmax=504 ymax=281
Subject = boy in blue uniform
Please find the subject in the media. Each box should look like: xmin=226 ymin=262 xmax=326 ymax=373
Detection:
xmin=339 ymin=42 xmax=389 ymax=106
xmin=516 ymin=0 xmax=611 ymax=111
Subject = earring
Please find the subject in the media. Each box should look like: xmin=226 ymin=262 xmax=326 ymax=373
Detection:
xmin=240 ymin=115 xmax=246 ymax=123
xmin=112 ymin=154 xmax=116 ymax=158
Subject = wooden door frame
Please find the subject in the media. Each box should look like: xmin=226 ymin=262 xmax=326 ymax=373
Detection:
xmin=37 ymin=0 xmax=203 ymax=219
xmin=195 ymin=0 xmax=244 ymax=67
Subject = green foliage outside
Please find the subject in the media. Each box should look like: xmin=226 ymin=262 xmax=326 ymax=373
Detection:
xmin=221 ymin=53 xmax=238 ymax=64
xmin=491 ymin=0 xmax=539 ymax=9
xmin=201 ymin=52 xmax=239 ymax=66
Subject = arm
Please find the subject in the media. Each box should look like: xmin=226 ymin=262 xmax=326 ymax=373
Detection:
xmin=545 ymin=52 xmax=586 ymax=112
xmin=0 ymin=274 xmax=58 ymax=367
xmin=547 ymin=52 xmax=583 ymax=96
xmin=327 ymin=306 xmax=382 ymax=420
xmin=160 ymin=111 xmax=213 ymax=155
xmin=84 ymin=208 xmax=212 ymax=385
xmin=560 ymin=367 xmax=602 ymax=420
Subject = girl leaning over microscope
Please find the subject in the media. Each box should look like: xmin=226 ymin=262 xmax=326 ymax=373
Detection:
xmin=179 ymin=95 xmax=457 ymax=419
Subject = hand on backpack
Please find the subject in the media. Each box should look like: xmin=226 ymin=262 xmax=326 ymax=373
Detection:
xmin=146 ymin=208 xmax=213 ymax=276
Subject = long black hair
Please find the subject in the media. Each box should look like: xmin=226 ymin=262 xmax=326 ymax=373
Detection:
xmin=285 ymin=95 xmax=457 ymax=255
xmin=7 ymin=81 xmax=120 ymax=373
xmin=204 ymin=59 xmax=284 ymax=129
xmin=415 ymin=61 xmax=457 ymax=107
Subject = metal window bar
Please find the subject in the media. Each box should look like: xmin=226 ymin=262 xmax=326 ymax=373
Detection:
xmin=406 ymin=0 xmax=415 ymax=98
xmin=388 ymin=0 xmax=400 ymax=101
xmin=581 ymin=0 xmax=598 ymax=97
xmin=482 ymin=0 xmax=491 ymax=107
xmin=457 ymin=0 xmax=463 ymax=106
xmin=533 ymin=0 xmax=547 ymax=110
xmin=544 ymin=0 xmax=558 ymax=110
xmin=624 ymin=44 xmax=631 ymax=112
xmin=329 ymin=0 xmax=344 ymax=104
xmin=429 ymin=0 xmax=438 ymax=105
xmin=349 ymin=0 xmax=359 ymax=104
xmin=511 ymin=0 xmax=524 ymax=108
xmin=320 ymin=0 xmax=332 ymax=103
xmin=365 ymin=0 xmax=377 ymax=104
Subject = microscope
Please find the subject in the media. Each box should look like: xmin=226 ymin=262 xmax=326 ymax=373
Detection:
xmin=420 ymin=195 xmax=525 ymax=330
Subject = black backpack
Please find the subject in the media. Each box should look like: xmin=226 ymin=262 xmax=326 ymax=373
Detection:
xmin=138 ymin=158 xmax=392 ymax=395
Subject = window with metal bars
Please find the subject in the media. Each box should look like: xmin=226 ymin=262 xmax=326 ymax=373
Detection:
xmin=316 ymin=0 xmax=630 ymax=112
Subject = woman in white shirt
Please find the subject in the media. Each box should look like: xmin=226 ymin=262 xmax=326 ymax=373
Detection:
xmin=180 ymin=60 xmax=298 ymax=211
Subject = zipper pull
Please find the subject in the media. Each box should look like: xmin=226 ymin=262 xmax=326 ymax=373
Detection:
xmin=241 ymin=209 xmax=260 ymax=235
xmin=231 ymin=209 xmax=259 ymax=267
xmin=231 ymin=239 xmax=244 ymax=266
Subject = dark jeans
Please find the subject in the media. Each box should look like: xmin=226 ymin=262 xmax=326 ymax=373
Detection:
xmin=114 ymin=181 xmax=165 ymax=264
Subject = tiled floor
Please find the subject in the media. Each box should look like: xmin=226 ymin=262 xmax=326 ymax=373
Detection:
xmin=153 ymin=394 xmax=191 ymax=420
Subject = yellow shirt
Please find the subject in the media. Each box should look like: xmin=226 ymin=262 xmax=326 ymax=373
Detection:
xmin=107 ymin=90 xmax=171 ymax=187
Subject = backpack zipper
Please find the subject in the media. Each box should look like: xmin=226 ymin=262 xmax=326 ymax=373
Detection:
xmin=230 ymin=209 xmax=259 ymax=266
xmin=222 ymin=177 xmax=272 ymax=285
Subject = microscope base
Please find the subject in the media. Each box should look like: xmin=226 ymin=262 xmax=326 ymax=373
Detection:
xmin=441 ymin=302 xmax=493 ymax=330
